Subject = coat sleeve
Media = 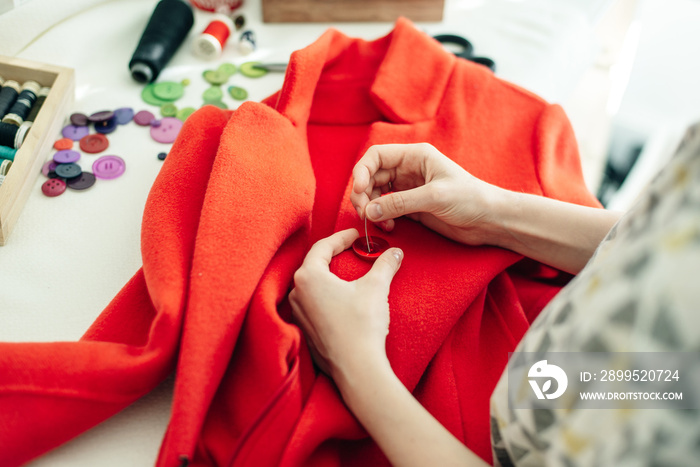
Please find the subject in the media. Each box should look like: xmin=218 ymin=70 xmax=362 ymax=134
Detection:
xmin=532 ymin=103 xmax=602 ymax=208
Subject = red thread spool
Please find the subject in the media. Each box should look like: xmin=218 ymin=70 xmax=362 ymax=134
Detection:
xmin=192 ymin=14 xmax=234 ymax=60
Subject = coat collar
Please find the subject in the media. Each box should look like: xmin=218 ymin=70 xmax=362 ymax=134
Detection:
xmin=275 ymin=17 xmax=456 ymax=126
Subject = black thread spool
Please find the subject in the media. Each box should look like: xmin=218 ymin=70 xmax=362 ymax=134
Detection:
xmin=129 ymin=0 xmax=194 ymax=83
xmin=0 ymin=80 xmax=20 ymax=120
xmin=2 ymin=80 xmax=40 ymax=126
xmin=0 ymin=122 xmax=19 ymax=148
xmin=24 ymin=86 xmax=50 ymax=125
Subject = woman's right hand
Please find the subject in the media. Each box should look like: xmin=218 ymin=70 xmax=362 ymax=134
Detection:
xmin=350 ymin=143 xmax=503 ymax=246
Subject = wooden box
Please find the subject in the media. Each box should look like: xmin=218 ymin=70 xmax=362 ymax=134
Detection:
xmin=0 ymin=56 xmax=74 ymax=245
xmin=262 ymin=0 xmax=445 ymax=22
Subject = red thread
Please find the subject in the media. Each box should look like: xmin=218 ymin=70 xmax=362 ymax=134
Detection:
xmin=202 ymin=19 xmax=232 ymax=48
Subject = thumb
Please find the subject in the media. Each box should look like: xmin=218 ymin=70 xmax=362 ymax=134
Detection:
xmin=365 ymin=185 xmax=433 ymax=222
xmin=365 ymin=248 xmax=403 ymax=287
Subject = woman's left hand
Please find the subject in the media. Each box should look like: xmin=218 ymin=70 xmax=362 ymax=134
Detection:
xmin=289 ymin=228 xmax=403 ymax=382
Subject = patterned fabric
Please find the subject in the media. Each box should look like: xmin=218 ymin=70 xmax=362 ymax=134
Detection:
xmin=490 ymin=123 xmax=700 ymax=467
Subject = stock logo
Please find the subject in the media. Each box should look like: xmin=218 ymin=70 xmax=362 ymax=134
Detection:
xmin=528 ymin=360 xmax=568 ymax=400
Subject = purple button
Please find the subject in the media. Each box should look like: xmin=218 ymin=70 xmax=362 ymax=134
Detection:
xmin=62 ymin=124 xmax=90 ymax=141
xmin=70 ymin=112 xmax=89 ymax=126
xmin=67 ymin=171 xmax=96 ymax=190
xmin=134 ymin=110 xmax=155 ymax=126
xmin=53 ymin=149 xmax=81 ymax=164
xmin=41 ymin=160 xmax=58 ymax=177
xmin=88 ymin=110 xmax=115 ymax=123
xmin=92 ymin=155 xmax=125 ymax=180
xmin=150 ymin=117 xmax=183 ymax=144
xmin=114 ymin=107 xmax=134 ymax=125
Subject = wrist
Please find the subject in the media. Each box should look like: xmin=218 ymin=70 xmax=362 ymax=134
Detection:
xmin=332 ymin=351 xmax=395 ymax=408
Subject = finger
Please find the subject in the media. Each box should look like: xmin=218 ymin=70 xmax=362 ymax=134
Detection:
xmin=365 ymin=184 xmax=435 ymax=222
xmin=365 ymin=247 xmax=403 ymax=287
xmin=351 ymin=169 xmax=394 ymax=219
xmin=352 ymin=143 xmax=430 ymax=195
xmin=304 ymin=228 xmax=359 ymax=268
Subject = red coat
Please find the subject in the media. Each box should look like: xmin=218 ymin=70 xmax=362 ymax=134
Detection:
xmin=0 ymin=18 xmax=599 ymax=466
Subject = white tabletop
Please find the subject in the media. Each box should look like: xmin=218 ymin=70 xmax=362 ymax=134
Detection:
xmin=0 ymin=0 xmax=602 ymax=464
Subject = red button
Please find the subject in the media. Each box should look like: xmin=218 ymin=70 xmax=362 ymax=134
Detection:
xmin=79 ymin=133 xmax=109 ymax=154
xmin=41 ymin=178 xmax=66 ymax=197
xmin=352 ymin=236 xmax=390 ymax=261
xmin=53 ymin=138 xmax=73 ymax=150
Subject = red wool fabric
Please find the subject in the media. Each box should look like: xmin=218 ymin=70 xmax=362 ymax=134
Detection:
xmin=0 ymin=18 xmax=600 ymax=467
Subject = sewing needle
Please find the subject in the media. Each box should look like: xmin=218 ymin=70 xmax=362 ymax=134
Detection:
xmin=364 ymin=215 xmax=372 ymax=253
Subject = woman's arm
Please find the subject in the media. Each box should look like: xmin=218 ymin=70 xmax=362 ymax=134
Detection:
xmin=350 ymin=143 xmax=621 ymax=274
xmin=289 ymin=229 xmax=488 ymax=467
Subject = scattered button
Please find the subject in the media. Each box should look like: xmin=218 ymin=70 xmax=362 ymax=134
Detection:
xmin=79 ymin=133 xmax=109 ymax=153
xmin=134 ymin=110 xmax=155 ymax=126
xmin=202 ymin=86 xmax=223 ymax=102
xmin=228 ymin=86 xmax=248 ymax=101
xmin=42 ymin=178 xmax=66 ymax=197
xmin=157 ymin=152 xmax=167 ymax=161
xmin=150 ymin=117 xmax=183 ymax=143
xmin=176 ymin=107 xmax=196 ymax=121
xmin=218 ymin=63 xmax=237 ymax=77
xmin=204 ymin=100 xmax=228 ymax=109
xmin=55 ymin=163 xmax=82 ymax=179
xmin=88 ymin=110 xmax=115 ymax=123
xmin=160 ymin=103 xmax=178 ymax=117
xmin=69 ymin=112 xmax=89 ymax=126
xmin=151 ymin=119 xmax=162 ymax=127
xmin=141 ymin=83 xmax=171 ymax=106
xmin=66 ymin=171 xmax=97 ymax=190
xmin=41 ymin=160 xmax=58 ymax=177
xmin=114 ymin=107 xmax=134 ymax=125
xmin=181 ymin=78 xmax=191 ymax=86
xmin=53 ymin=138 xmax=73 ymax=150
xmin=62 ymin=124 xmax=90 ymax=141
xmin=240 ymin=61 xmax=267 ymax=78
xmin=53 ymin=149 xmax=81 ymax=164
xmin=153 ymin=81 xmax=185 ymax=101
xmin=93 ymin=155 xmax=126 ymax=180
xmin=352 ymin=236 xmax=390 ymax=261
xmin=94 ymin=118 xmax=118 ymax=134
xmin=203 ymin=70 xmax=228 ymax=85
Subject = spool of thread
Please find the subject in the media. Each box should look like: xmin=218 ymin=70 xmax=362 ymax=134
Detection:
xmin=24 ymin=86 xmax=50 ymax=125
xmin=2 ymin=80 xmax=40 ymax=126
xmin=0 ymin=145 xmax=16 ymax=161
xmin=0 ymin=158 xmax=10 ymax=188
xmin=0 ymin=80 xmax=20 ymax=120
xmin=129 ymin=0 xmax=195 ymax=83
xmin=192 ymin=13 xmax=234 ymax=60
xmin=0 ymin=121 xmax=28 ymax=149
xmin=238 ymin=30 xmax=256 ymax=55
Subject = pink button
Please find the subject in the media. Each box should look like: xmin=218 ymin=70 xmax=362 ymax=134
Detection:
xmin=41 ymin=160 xmax=58 ymax=177
xmin=92 ymin=155 xmax=126 ymax=180
xmin=150 ymin=117 xmax=183 ymax=144
xmin=133 ymin=110 xmax=155 ymax=126
xmin=42 ymin=178 xmax=66 ymax=197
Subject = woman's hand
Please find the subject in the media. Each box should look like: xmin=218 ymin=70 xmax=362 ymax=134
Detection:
xmin=289 ymin=228 xmax=403 ymax=382
xmin=350 ymin=143 xmax=502 ymax=246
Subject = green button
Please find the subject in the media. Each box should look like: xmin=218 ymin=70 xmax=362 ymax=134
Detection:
xmin=160 ymin=103 xmax=178 ymax=117
xmin=228 ymin=85 xmax=248 ymax=101
xmin=141 ymin=83 xmax=171 ymax=106
xmin=176 ymin=106 xmax=196 ymax=121
xmin=153 ymin=81 xmax=185 ymax=101
xmin=217 ymin=63 xmax=237 ymax=77
xmin=203 ymin=100 xmax=228 ymax=109
xmin=203 ymin=70 xmax=229 ymax=85
xmin=239 ymin=62 xmax=267 ymax=78
xmin=202 ymin=86 xmax=223 ymax=102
